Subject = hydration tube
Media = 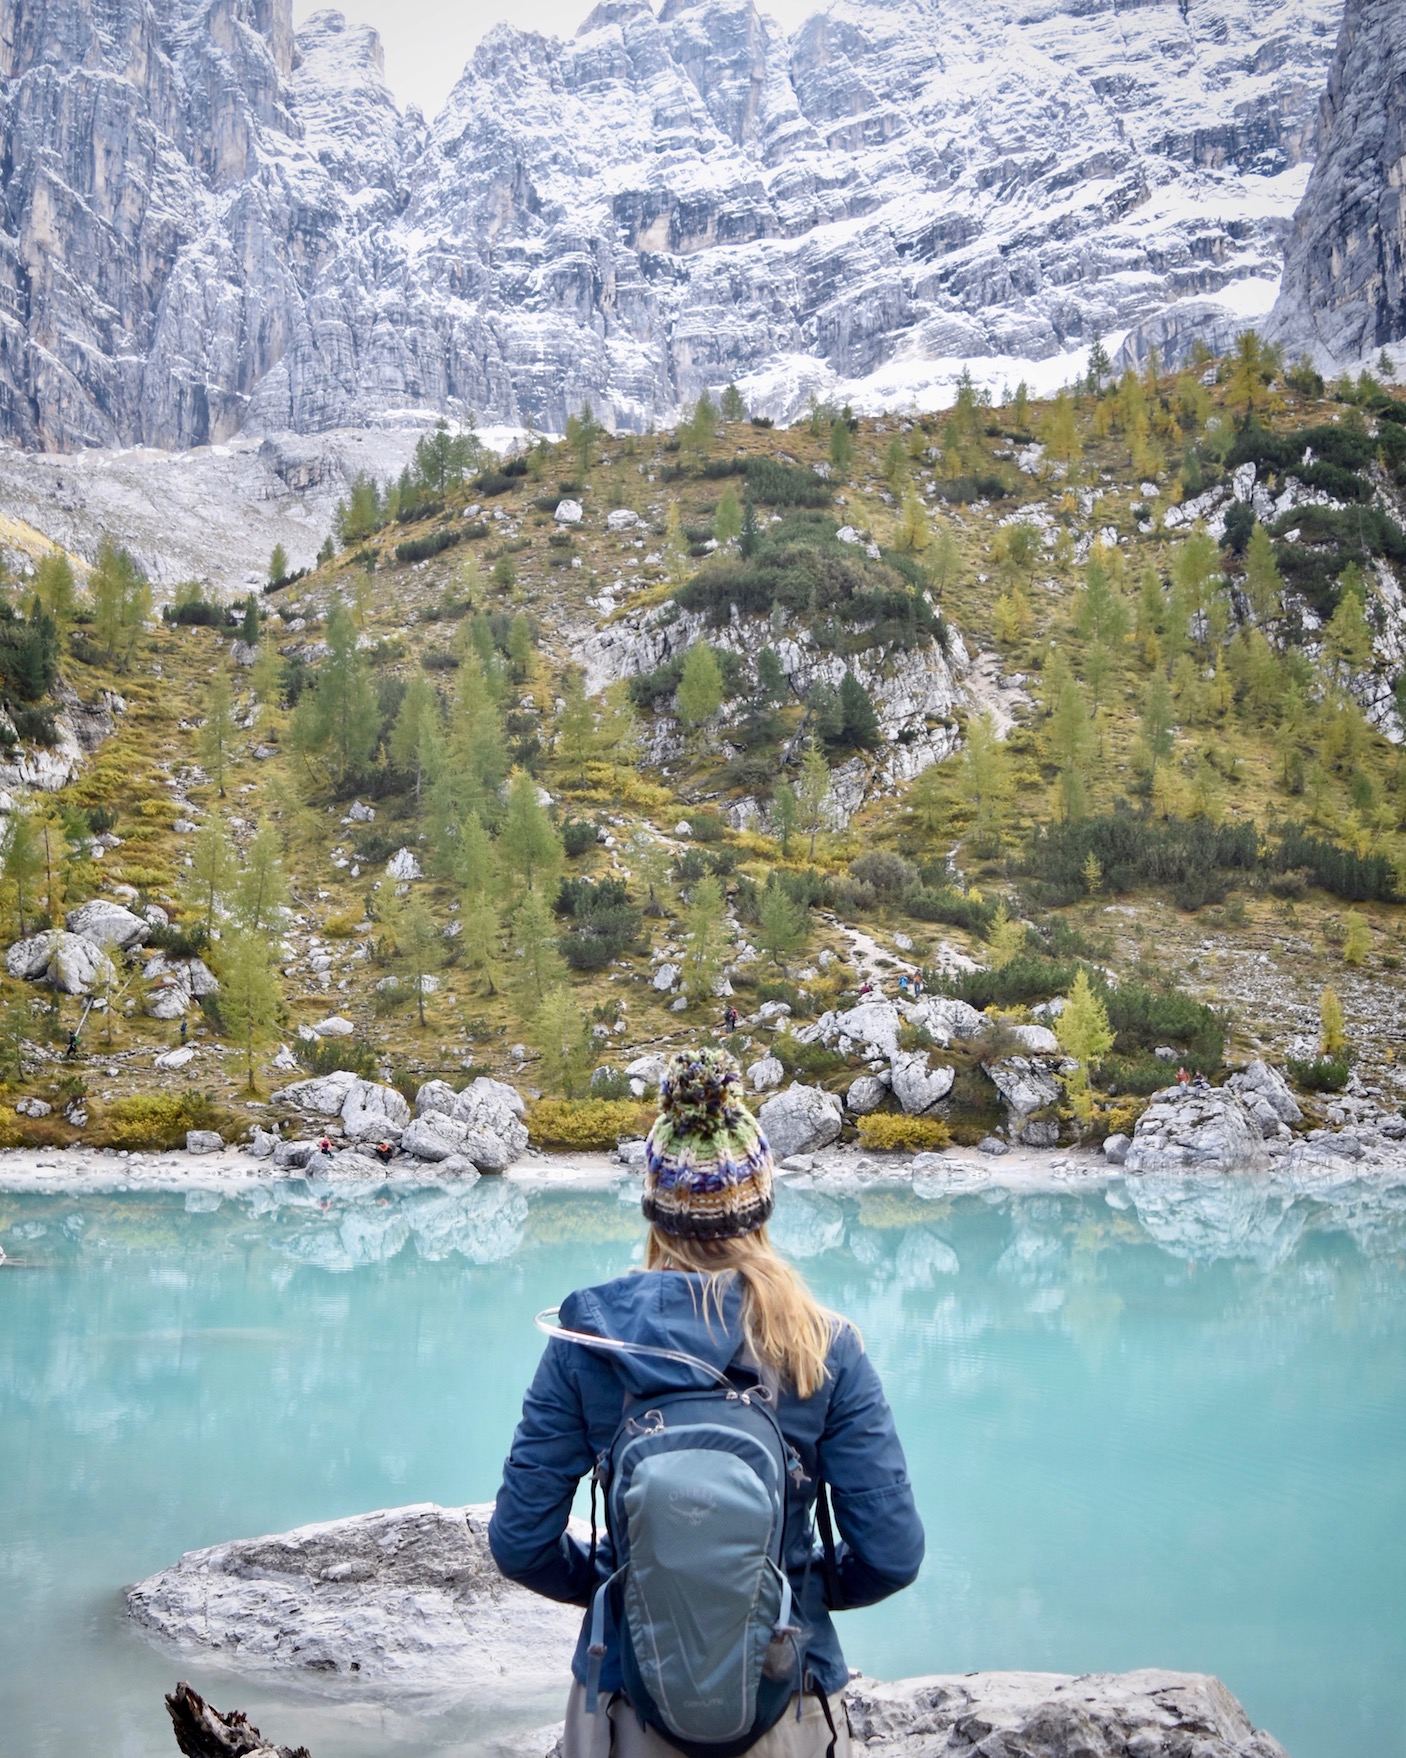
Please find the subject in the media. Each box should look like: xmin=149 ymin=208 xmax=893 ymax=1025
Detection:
xmin=534 ymin=1305 xmax=735 ymax=1390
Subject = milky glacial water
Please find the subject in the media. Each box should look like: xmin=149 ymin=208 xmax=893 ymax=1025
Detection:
xmin=1 ymin=1174 xmax=1403 ymax=1758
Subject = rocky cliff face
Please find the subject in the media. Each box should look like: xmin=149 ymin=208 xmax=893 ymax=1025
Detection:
xmin=1268 ymin=0 xmax=1406 ymax=363
xmin=0 ymin=0 xmax=1343 ymax=451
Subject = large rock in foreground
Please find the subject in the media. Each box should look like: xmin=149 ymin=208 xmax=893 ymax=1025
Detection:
xmin=126 ymin=1502 xmax=580 ymax=1706
xmin=126 ymin=1504 xmax=1290 ymax=1757
xmin=758 ymin=1083 xmax=844 ymax=1159
xmin=848 ymin=1670 xmax=1288 ymax=1758
xmin=1124 ymin=1086 xmax=1272 ymax=1176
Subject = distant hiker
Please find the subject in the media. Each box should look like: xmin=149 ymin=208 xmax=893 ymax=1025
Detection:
xmin=1176 ymin=1067 xmax=1190 ymax=1087
xmin=317 ymin=1134 xmax=334 ymax=1159
xmin=723 ymin=1004 xmax=739 ymax=1033
xmin=179 ymin=1018 xmax=188 ymax=1045
xmin=911 ymin=974 xmax=924 ymax=999
xmin=65 ymin=1030 xmax=79 ymax=1058
xmin=373 ymin=1140 xmax=395 ymax=1165
xmin=897 ymin=973 xmax=911 ymax=998
xmin=858 ymin=978 xmax=875 ymax=998
xmin=490 ymin=1047 xmax=923 ymax=1758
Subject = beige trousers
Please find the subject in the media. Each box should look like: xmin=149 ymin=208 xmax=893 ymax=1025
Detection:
xmin=562 ymin=1681 xmax=851 ymax=1758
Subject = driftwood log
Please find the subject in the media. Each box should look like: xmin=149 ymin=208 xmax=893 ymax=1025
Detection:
xmin=165 ymin=1683 xmax=311 ymax=1758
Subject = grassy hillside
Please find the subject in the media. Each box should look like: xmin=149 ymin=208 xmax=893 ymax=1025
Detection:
xmin=3 ymin=343 xmax=1406 ymax=1150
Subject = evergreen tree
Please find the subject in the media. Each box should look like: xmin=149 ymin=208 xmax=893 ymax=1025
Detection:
xmin=90 ymin=536 xmax=152 ymax=672
xmin=930 ymin=522 xmax=962 ymax=593
xmin=269 ymin=544 xmax=289 ymax=589
xmin=457 ymin=812 xmax=503 ymax=994
xmin=233 ymin=818 xmax=287 ymax=936
xmin=565 ymin=402 xmax=603 ymax=476
xmin=1047 ymin=680 xmax=1094 ymax=820
xmin=0 ymin=804 xmax=44 ymax=937
xmin=251 ymin=641 xmax=283 ymax=713
xmin=389 ymin=672 xmax=443 ymax=800
xmin=556 ymin=668 xmax=596 ymax=782
xmin=241 ymin=596 xmax=260 ymax=646
xmin=1043 ymin=391 xmax=1082 ymax=470
xmin=500 ymin=768 xmax=564 ymax=896
xmin=1227 ymin=330 xmax=1275 ymax=422
xmin=1243 ymin=523 xmax=1284 ymax=624
xmin=1342 ymin=912 xmax=1372 ymax=967
xmin=1011 ymin=381 xmax=1031 ymax=430
xmin=986 ymin=901 xmax=1025 ymax=968
xmin=33 ymin=552 xmax=78 ymax=645
xmin=1324 ymin=579 xmax=1374 ymax=684
xmin=740 ymin=496 xmax=760 ymax=559
xmin=828 ymin=417 xmax=853 ymax=478
xmin=796 ymin=737 xmax=832 ymax=857
xmin=757 ymin=880 xmax=807 ymax=971
xmin=199 ymin=665 xmax=237 ymax=798
xmin=385 ymin=889 xmax=446 ymax=1027
xmin=1172 ymin=523 xmax=1223 ymax=647
xmin=960 ymin=712 xmax=1013 ymax=851
xmin=771 ymin=782 xmax=799 ymax=856
xmin=427 ymin=650 xmax=509 ymax=858
xmin=289 ymin=597 xmax=379 ymax=787
xmin=185 ymin=816 xmax=236 ymax=933
xmin=720 ymin=383 xmax=747 ymax=423
xmin=681 ymin=875 xmax=728 ymax=1003
xmin=681 ymin=392 xmax=719 ymax=464
xmin=837 ymin=671 xmax=881 ymax=749
xmin=511 ymin=888 xmax=567 ymax=1017
xmin=713 ymin=485 xmax=743 ymax=544
xmin=1056 ymin=968 xmax=1114 ymax=1117
xmin=1085 ymin=330 xmax=1111 ymax=394
xmin=904 ymin=764 xmax=945 ymax=841
xmin=1074 ymin=551 xmax=1130 ymax=648
xmin=675 ymin=642 xmax=725 ymax=736
xmin=334 ymin=473 xmax=382 ymax=545
xmin=896 ymin=490 xmax=931 ymax=553
xmin=756 ymin=647 xmax=787 ymax=706
xmin=220 ymin=928 xmax=282 ymax=1090
xmin=629 ymin=831 xmax=673 ymax=915
xmin=532 ymin=984 xmax=594 ymax=1098
xmin=508 ymin=613 xmax=535 ymax=683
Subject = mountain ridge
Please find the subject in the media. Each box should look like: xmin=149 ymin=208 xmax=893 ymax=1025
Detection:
xmin=0 ymin=0 xmax=1347 ymax=452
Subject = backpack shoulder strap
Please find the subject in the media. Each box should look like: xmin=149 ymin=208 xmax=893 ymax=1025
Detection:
xmin=813 ymin=1479 xmax=843 ymax=1610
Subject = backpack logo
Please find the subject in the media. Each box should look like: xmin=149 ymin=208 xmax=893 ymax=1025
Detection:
xmin=669 ymin=1486 xmax=717 ymax=1526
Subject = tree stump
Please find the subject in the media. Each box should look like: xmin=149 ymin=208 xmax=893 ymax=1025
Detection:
xmin=165 ymin=1682 xmax=311 ymax=1758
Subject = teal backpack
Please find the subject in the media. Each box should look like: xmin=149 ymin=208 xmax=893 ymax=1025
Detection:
xmin=541 ymin=1311 xmax=836 ymax=1758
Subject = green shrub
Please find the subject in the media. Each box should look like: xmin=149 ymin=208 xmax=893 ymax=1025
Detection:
xmin=772 ymin=1033 xmax=846 ymax=1078
xmin=562 ymin=818 xmax=600 ymax=857
xmin=1287 ymin=1056 xmax=1351 ymax=1093
xmin=526 ymin=1098 xmax=653 ymax=1149
xmin=295 ymin=1036 xmax=377 ymax=1078
xmin=940 ymin=956 xmax=1075 ymax=1010
xmin=394 ymin=528 xmax=462 ymax=564
xmin=96 ymin=1091 xmax=229 ymax=1150
xmin=856 ymin=1114 xmax=951 ymax=1153
xmin=903 ymin=885 xmax=995 ymax=933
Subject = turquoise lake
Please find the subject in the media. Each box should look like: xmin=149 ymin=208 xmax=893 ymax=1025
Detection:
xmin=1 ymin=1173 xmax=1403 ymax=1758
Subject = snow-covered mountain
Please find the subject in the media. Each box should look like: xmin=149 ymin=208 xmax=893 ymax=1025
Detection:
xmin=0 ymin=0 xmax=1348 ymax=451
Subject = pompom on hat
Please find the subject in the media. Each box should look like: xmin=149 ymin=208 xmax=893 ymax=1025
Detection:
xmin=642 ymin=1048 xmax=774 ymax=1240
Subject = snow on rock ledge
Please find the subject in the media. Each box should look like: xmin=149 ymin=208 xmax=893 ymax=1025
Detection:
xmin=126 ymin=1505 xmax=1289 ymax=1756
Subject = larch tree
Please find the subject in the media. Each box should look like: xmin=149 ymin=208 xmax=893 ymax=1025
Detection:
xmin=268 ymin=544 xmax=288 ymax=589
xmin=198 ymin=666 xmax=237 ymax=798
xmin=90 ymin=537 xmax=152 ymax=672
xmin=220 ymin=928 xmax=282 ymax=1091
xmin=796 ymin=738 xmax=832 ymax=857
xmin=1319 ymin=985 xmax=1348 ymax=1060
xmin=555 ymin=669 xmax=596 ymax=784
xmin=389 ymin=672 xmax=443 ymax=801
xmin=511 ymin=888 xmax=567 ymax=1018
xmin=757 ymin=881 xmax=808 ymax=972
xmin=1056 ymin=968 xmax=1115 ymax=1118
xmin=681 ymin=875 xmax=729 ymax=1003
xmin=500 ymin=769 xmax=564 ymax=898
xmin=1243 ymin=522 xmax=1284 ymax=624
xmin=828 ymin=417 xmax=853 ymax=479
xmin=771 ymin=782 xmax=799 ymax=857
xmin=675 ymin=642 xmax=724 ymax=739
xmin=532 ymin=984 xmax=594 ymax=1099
xmin=1043 ymin=391 xmax=1082 ymax=471
xmin=33 ymin=552 xmax=78 ymax=646
xmin=233 ymin=818 xmax=287 ymax=936
xmin=959 ymin=712 xmax=1013 ymax=851
xmin=289 ymin=597 xmax=379 ymax=787
xmin=185 ymin=816 xmax=236 ymax=934
xmin=713 ymin=485 xmax=743 ymax=544
xmin=0 ymin=804 xmax=45 ymax=938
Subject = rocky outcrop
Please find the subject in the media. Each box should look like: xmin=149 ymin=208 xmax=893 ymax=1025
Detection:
xmin=126 ymin=1503 xmax=583 ymax=1707
xmin=1123 ymin=1085 xmax=1272 ymax=1176
xmin=5 ymin=929 xmax=115 ymax=995
xmin=757 ymin=1082 xmax=844 ymax=1158
xmin=1268 ymin=0 xmax=1406 ymax=363
xmin=127 ymin=1504 xmax=1290 ymax=1757
xmin=0 ymin=0 xmax=1342 ymax=450
xmin=847 ymin=1670 xmax=1288 ymax=1758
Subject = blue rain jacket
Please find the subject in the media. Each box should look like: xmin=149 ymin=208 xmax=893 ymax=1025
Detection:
xmin=488 ymin=1270 xmax=924 ymax=1698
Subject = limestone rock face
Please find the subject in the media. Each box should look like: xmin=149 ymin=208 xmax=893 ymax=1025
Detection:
xmin=888 ymin=1051 xmax=955 ymax=1116
xmin=7 ymin=930 xmax=114 ymax=995
xmin=402 ymin=1112 xmax=472 ymax=1162
xmin=1226 ymin=1059 xmax=1304 ymax=1128
xmin=340 ymin=1079 xmax=412 ymax=1143
xmin=846 ymin=1669 xmax=1289 ymax=1758
xmin=757 ymin=1082 xmax=844 ymax=1159
xmin=1124 ymin=1086 xmax=1273 ymax=1176
xmin=1268 ymin=0 xmax=1406 ymax=363
xmin=0 ymin=0 xmax=1341 ymax=451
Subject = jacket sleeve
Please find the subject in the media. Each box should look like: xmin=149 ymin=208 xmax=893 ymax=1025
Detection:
xmin=487 ymin=1339 xmax=599 ymax=1606
xmin=815 ymin=1328 xmax=925 ymax=1608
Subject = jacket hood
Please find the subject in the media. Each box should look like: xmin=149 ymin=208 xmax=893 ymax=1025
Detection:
xmin=557 ymin=1270 xmax=747 ymax=1396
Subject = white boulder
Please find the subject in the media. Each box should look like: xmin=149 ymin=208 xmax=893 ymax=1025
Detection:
xmin=1225 ymin=1059 xmax=1302 ymax=1127
xmin=415 ymin=1079 xmax=458 ymax=1118
xmin=903 ymin=996 xmax=987 ymax=1045
xmin=402 ymin=1113 xmax=472 ymax=1162
xmin=747 ymin=1055 xmax=785 ymax=1093
xmin=652 ymin=962 xmax=679 ymax=992
xmin=1124 ymin=1086 xmax=1271 ymax=1176
xmin=889 ymin=1051 xmax=955 ymax=1115
xmin=757 ymin=1083 xmax=843 ymax=1159
xmin=846 ymin=1073 xmax=890 ymax=1115
xmin=833 ymin=1001 xmax=903 ymax=1059
xmin=6 ymin=933 xmax=56 ymax=981
xmin=313 ymin=1015 xmax=356 ymax=1038
xmin=185 ymin=1130 xmax=222 ymax=1154
xmin=271 ymin=1069 xmax=361 ymax=1116
xmin=386 ymin=848 xmax=421 ymax=881
xmin=341 ymin=1079 xmax=412 ymax=1143
xmin=65 ymin=898 xmax=150 ymax=950
xmin=606 ymin=508 xmax=640 ymax=531
xmin=554 ymin=499 xmax=584 ymax=525
xmin=1006 ymin=1022 xmax=1060 ymax=1055
xmin=49 ymin=933 xmax=116 ymax=996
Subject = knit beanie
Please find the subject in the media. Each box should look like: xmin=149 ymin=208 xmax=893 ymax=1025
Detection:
xmin=642 ymin=1048 xmax=774 ymax=1240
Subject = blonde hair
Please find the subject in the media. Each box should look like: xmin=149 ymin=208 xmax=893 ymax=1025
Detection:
xmin=644 ymin=1225 xmax=849 ymax=1399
